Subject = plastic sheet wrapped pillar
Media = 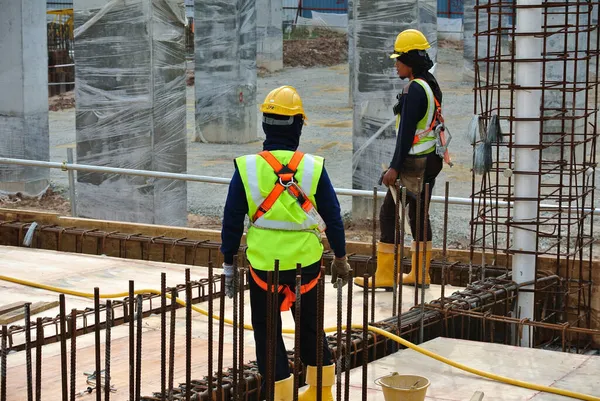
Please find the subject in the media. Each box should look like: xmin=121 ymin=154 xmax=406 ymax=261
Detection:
xmin=74 ymin=0 xmax=188 ymax=226
xmin=350 ymin=0 xmax=437 ymax=217
xmin=257 ymin=0 xmax=283 ymax=72
xmin=195 ymin=0 xmax=258 ymax=144
xmin=0 ymin=0 xmax=49 ymax=197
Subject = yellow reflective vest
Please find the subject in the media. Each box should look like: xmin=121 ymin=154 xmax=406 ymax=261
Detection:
xmin=235 ymin=150 xmax=324 ymax=271
xmin=395 ymin=78 xmax=437 ymax=156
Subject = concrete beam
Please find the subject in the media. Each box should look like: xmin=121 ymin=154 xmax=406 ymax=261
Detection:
xmin=0 ymin=0 xmax=49 ymax=197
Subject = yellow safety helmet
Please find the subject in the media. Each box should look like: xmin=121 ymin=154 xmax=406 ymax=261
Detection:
xmin=260 ymin=86 xmax=307 ymax=122
xmin=390 ymin=29 xmax=430 ymax=59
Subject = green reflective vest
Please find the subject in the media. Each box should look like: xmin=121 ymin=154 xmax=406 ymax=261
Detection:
xmin=236 ymin=150 xmax=325 ymax=271
xmin=395 ymin=78 xmax=437 ymax=156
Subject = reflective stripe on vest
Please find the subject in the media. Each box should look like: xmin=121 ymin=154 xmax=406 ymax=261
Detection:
xmin=249 ymin=266 xmax=320 ymax=311
xmin=408 ymin=79 xmax=437 ymax=155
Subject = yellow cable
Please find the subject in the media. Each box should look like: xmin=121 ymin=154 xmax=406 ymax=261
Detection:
xmin=1 ymin=274 xmax=598 ymax=401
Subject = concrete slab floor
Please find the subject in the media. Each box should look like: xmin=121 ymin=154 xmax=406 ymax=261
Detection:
xmin=342 ymin=337 xmax=600 ymax=400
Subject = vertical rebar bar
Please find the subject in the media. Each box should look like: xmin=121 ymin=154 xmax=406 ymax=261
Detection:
xmin=70 ymin=310 xmax=76 ymax=401
xmin=370 ymin=187 xmax=378 ymax=324
xmin=207 ymin=261 xmax=214 ymax=401
xmin=293 ymin=263 xmax=302 ymax=401
xmin=336 ymin=278 xmax=343 ymax=401
xmin=67 ymin=148 xmax=77 ymax=217
xmin=392 ymin=183 xmax=400 ymax=318
xmin=129 ymin=281 xmax=135 ymax=401
xmin=361 ymin=275 xmax=368 ymax=401
xmin=59 ymin=294 xmax=68 ymax=401
xmin=35 ymin=318 xmax=42 ymax=401
xmin=441 ymin=182 xmax=449 ymax=308
xmin=161 ymin=273 xmax=166 ymax=401
xmin=217 ymin=274 xmax=226 ymax=401
xmin=185 ymin=269 xmax=192 ymax=401
xmin=238 ymin=267 xmax=246 ymax=400
xmin=25 ymin=304 xmax=33 ymax=401
xmin=1 ymin=325 xmax=6 ymax=401
xmin=94 ymin=289 xmax=101 ymax=401
xmin=420 ymin=184 xmax=430 ymax=343
xmin=105 ymin=300 xmax=112 ymax=401
xmin=414 ymin=180 xmax=421 ymax=307
xmin=316 ymin=266 xmax=325 ymax=401
xmin=232 ymin=257 xmax=239 ymax=401
xmin=135 ymin=294 xmax=142 ymax=401
xmin=398 ymin=187 xmax=406 ymax=331
xmin=266 ymin=270 xmax=274 ymax=401
xmin=343 ymin=269 xmax=353 ymax=401
xmin=168 ymin=288 xmax=177 ymax=401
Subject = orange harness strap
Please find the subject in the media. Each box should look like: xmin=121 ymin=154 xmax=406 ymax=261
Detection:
xmin=251 ymin=151 xmax=306 ymax=222
xmin=249 ymin=266 xmax=321 ymax=311
xmin=412 ymin=95 xmax=443 ymax=145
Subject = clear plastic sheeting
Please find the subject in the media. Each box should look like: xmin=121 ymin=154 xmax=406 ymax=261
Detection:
xmin=74 ymin=0 xmax=188 ymax=226
xmin=257 ymin=0 xmax=283 ymax=72
xmin=195 ymin=0 xmax=258 ymax=144
xmin=0 ymin=0 xmax=49 ymax=197
xmin=296 ymin=11 xmax=349 ymax=31
xmin=350 ymin=0 xmax=437 ymax=216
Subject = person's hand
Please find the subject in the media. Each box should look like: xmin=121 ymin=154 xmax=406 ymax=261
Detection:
xmin=331 ymin=257 xmax=351 ymax=288
xmin=223 ymin=263 xmax=236 ymax=299
xmin=382 ymin=168 xmax=399 ymax=187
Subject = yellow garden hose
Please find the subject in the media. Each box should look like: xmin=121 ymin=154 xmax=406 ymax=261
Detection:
xmin=1 ymin=274 xmax=599 ymax=401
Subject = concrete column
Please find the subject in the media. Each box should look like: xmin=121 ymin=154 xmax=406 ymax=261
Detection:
xmin=0 ymin=0 xmax=49 ymax=197
xmin=257 ymin=0 xmax=283 ymax=72
xmin=74 ymin=0 xmax=188 ymax=226
xmin=351 ymin=0 xmax=437 ymax=217
xmin=195 ymin=0 xmax=257 ymax=144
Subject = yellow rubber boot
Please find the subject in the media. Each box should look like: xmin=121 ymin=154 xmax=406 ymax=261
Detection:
xmin=274 ymin=374 xmax=294 ymax=400
xmin=298 ymin=365 xmax=335 ymax=401
xmin=402 ymin=241 xmax=431 ymax=288
xmin=353 ymin=242 xmax=398 ymax=290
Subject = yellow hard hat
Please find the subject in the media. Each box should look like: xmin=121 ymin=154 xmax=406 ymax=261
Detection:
xmin=260 ymin=86 xmax=307 ymax=121
xmin=390 ymin=29 xmax=430 ymax=59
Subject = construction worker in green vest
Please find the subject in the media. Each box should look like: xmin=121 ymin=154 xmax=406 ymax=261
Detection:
xmin=355 ymin=29 xmax=445 ymax=290
xmin=220 ymin=85 xmax=351 ymax=400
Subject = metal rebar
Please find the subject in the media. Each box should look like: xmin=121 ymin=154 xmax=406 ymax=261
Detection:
xmin=232 ymin=257 xmax=239 ymax=401
xmin=361 ymin=275 xmax=368 ymax=401
xmin=392 ymin=183 xmax=401 ymax=319
xmin=70 ymin=310 xmax=77 ymax=401
xmin=129 ymin=281 xmax=135 ymax=401
xmin=266 ymin=270 xmax=274 ymax=401
xmin=398 ymin=187 xmax=406 ymax=333
xmin=272 ymin=261 xmax=281 ymax=401
xmin=441 ymin=182 xmax=449 ymax=307
xmin=336 ymin=278 xmax=343 ymax=401
xmin=343 ymin=269 xmax=353 ymax=401
xmin=35 ymin=318 xmax=43 ymax=401
xmin=105 ymin=300 xmax=112 ymax=401
xmin=135 ymin=294 xmax=143 ymax=401
xmin=414 ymin=180 xmax=421 ymax=307
xmin=168 ymin=288 xmax=177 ymax=401
xmin=420 ymin=183 xmax=430 ymax=344
xmin=217 ymin=274 xmax=226 ymax=401
xmin=207 ymin=260 xmax=214 ymax=401
xmin=25 ymin=304 xmax=32 ymax=401
xmin=293 ymin=263 xmax=302 ymax=401
xmin=94 ymin=289 xmax=101 ymax=401
xmin=238 ymin=266 xmax=246 ymax=400
xmin=1 ymin=325 xmax=7 ymax=401
xmin=59 ymin=294 xmax=68 ymax=401
xmin=161 ymin=273 xmax=166 ymax=401
xmin=316 ymin=266 xmax=325 ymax=401
xmin=185 ymin=270 xmax=192 ymax=401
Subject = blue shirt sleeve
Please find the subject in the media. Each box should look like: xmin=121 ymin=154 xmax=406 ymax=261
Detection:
xmin=220 ymin=167 xmax=248 ymax=265
xmin=314 ymin=166 xmax=346 ymax=258
xmin=390 ymin=81 xmax=428 ymax=171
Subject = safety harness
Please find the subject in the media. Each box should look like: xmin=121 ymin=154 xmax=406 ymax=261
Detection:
xmin=252 ymin=150 xmax=323 ymax=228
xmin=249 ymin=266 xmax=321 ymax=311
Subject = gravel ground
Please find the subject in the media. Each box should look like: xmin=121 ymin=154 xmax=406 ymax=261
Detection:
xmin=46 ymin=45 xmax=599 ymax=249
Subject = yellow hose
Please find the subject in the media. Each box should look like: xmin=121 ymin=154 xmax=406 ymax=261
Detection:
xmin=1 ymin=274 xmax=599 ymax=401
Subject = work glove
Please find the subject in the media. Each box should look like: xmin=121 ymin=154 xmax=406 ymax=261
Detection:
xmin=331 ymin=257 xmax=351 ymax=289
xmin=223 ymin=263 xmax=236 ymax=299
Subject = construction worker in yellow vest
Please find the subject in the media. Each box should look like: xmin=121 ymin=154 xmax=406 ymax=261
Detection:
xmin=220 ymin=86 xmax=351 ymax=400
xmin=355 ymin=29 xmax=444 ymax=290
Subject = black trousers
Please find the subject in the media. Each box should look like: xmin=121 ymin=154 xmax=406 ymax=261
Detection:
xmin=249 ymin=262 xmax=333 ymax=384
xmin=381 ymin=152 xmax=443 ymax=243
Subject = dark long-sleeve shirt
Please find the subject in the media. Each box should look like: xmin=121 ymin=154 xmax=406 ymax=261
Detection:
xmin=220 ymin=158 xmax=346 ymax=265
xmin=390 ymin=81 xmax=428 ymax=171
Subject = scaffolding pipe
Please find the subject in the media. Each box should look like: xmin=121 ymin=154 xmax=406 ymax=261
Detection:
xmin=512 ymin=0 xmax=543 ymax=347
xmin=0 ymin=156 xmax=598 ymax=215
